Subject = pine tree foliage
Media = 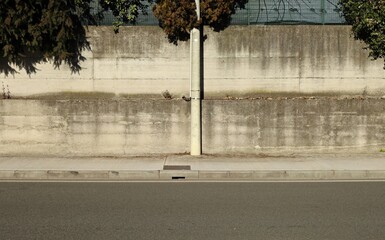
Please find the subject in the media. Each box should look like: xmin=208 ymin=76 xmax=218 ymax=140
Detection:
xmin=340 ymin=0 xmax=385 ymax=68
xmin=0 ymin=0 xmax=149 ymax=75
xmin=0 ymin=0 xmax=96 ymax=75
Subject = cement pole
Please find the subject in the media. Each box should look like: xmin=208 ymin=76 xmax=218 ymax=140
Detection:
xmin=190 ymin=0 xmax=202 ymax=155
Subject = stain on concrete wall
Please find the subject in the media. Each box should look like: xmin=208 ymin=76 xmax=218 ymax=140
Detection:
xmin=1 ymin=99 xmax=384 ymax=156
xmin=1 ymin=26 xmax=385 ymax=97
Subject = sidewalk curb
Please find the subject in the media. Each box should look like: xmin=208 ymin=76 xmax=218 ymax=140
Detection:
xmin=1 ymin=170 xmax=385 ymax=180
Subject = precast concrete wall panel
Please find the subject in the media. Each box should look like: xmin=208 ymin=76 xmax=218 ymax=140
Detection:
xmin=1 ymin=99 xmax=385 ymax=156
xmin=2 ymin=26 xmax=385 ymax=97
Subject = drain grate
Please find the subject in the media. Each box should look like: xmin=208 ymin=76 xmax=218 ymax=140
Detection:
xmin=163 ymin=165 xmax=191 ymax=170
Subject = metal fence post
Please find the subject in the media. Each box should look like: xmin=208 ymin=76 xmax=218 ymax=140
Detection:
xmin=321 ymin=0 xmax=325 ymax=24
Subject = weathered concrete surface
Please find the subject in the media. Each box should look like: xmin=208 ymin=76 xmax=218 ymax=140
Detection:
xmin=1 ymin=154 xmax=385 ymax=180
xmin=203 ymin=99 xmax=385 ymax=153
xmin=0 ymin=99 xmax=190 ymax=156
xmin=1 ymin=99 xmax=385 ymax=156
xmin=1 ymin=26 xmax=385 ymax=97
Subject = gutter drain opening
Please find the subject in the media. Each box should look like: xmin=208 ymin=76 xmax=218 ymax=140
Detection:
xmin=172 ymin=176 xmax=186 ymax=180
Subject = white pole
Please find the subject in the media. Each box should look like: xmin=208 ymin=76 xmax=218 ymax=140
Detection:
xmin=190 ymin=0 xmax=202 ymax=156
xmin=195 ymin=0 xmax=200 ymax=19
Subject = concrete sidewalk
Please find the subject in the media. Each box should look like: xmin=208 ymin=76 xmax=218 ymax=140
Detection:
xmin=0 ymin=153 xmax=385 ymax=181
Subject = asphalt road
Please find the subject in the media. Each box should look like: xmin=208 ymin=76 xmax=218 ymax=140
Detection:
xmin=0 ymin=182 xmax=385 ymax=240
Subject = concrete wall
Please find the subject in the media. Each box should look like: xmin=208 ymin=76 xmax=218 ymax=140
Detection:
xmin=1 ymin=99 xmax=384 ymax=157
xmin=1 ymin=25 xmax=385 ymax=97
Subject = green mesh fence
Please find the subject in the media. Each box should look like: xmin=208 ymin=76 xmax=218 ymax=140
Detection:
xmin=91 ymin=0 xmax=345 ymax=26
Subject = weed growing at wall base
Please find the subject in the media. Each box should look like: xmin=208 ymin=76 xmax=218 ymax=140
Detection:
xmin=2 ymin=82 xmax=5 ymax=99
xmin=2 ymin=81 xmax=11 ymax=99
